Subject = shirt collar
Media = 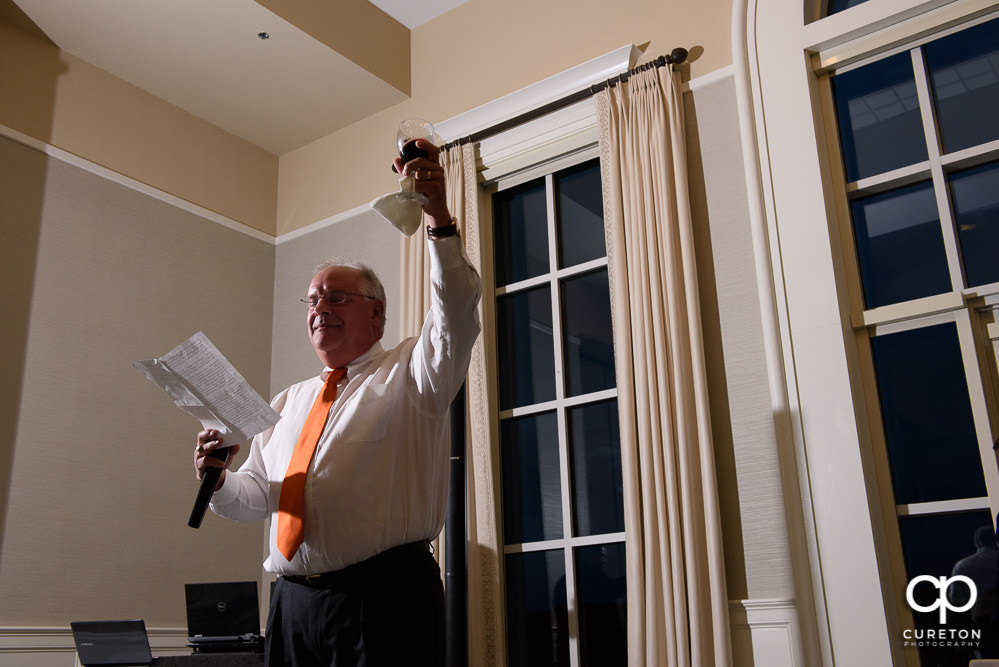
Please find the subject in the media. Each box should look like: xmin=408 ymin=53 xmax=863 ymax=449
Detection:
xmin=321 ymin=341 xmax=385 ymax=382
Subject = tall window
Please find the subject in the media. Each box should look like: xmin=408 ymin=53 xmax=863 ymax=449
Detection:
xmin=826 ymin=13 xmax=999 ymax=665
xmin=491 ymin=154 xmax=627 ymax=666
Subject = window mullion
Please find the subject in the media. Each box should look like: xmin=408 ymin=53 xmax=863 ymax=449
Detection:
xmin=954 ymin=310 xmax=999 ymax=518
xmin=896 ymin=497 xmax=992 ymax=516
xmin=545 ymin=171 xmax=582 ymax=666
xmin=545 ymin=169 xmax=570 ymax=541
xmin=547 ymin=173 xmax=565 ymax=405
xmin=546 ymin=171 xmax=572 ymax=546
xmin=910 ymin=48 xmax=966 ymax=293
xmin=565 ymin=547 xmax=581 ymax=667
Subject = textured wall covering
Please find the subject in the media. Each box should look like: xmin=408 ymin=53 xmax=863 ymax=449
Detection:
xmin=685 ymin=75 xmax=795 ymax=602
xmin=0 ymin=134 xmax=273 ymax=628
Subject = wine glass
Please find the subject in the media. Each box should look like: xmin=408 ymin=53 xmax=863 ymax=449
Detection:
xmin=369 ymin=118 xmax=435 ymax=236
xmin=395 ymin=118 xmax=434 ymax=203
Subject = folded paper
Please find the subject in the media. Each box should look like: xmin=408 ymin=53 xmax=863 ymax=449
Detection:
xmin=370 ymin=174 xmax=426 ymax=237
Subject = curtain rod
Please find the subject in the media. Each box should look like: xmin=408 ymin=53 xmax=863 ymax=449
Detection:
xmin=441 ymin=47 xmax=689 ymax=152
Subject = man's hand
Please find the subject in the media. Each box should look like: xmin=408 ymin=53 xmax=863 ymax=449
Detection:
xmin=194 ymin=429 xmax=240 ymax=491
xmin=392 ymin=138 xmax=452 ymax=228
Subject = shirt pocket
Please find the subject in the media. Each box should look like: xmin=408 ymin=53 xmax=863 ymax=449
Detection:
xmin=336 ymin=384 xmax=391 ymax=443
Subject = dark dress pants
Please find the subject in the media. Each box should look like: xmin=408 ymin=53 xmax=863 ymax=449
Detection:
xmin=265 ymin=546 xmax=445 ymax=667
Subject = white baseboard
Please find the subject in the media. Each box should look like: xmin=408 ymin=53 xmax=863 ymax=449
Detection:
xmin=729 ymin=599 xmax=802 ymax=667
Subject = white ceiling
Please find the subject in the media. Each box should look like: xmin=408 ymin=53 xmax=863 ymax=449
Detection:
xmin=368 ymin=0 xmax=470 ymax=30
xmin=11 ymin=0 xmax=470 ymax=155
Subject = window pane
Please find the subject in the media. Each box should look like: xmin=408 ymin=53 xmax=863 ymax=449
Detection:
xmin=925 ymin=17 xmax=999 ymax=154
xmin=576 ymin=543 xmax=627 ymax=667
xmin=494 ymin=180 xmax=550 ymax=286
xmin=898 ymin=511 xmax=996 ymax=665
xmin=561 ymin=269 xmax=615 ymax=396
xmin=831 ymin=52 xmax=928 ymax=182
xmin=497 ymin=287 xmax=556 ymax=409
xmin=505 ymin=549 xmax=569 ymax=667
xmin=826 ymin=0 xmax=872 ymax=16
xmin=501 ymin=412 xmax=563 ymax=544
xmin=850 ymin=181 xmax=951 ymax=308
xmin=568 ymin=399 xmax=624 ymax=536
xmin=556 ymin=159 xmax=606 ymax=268
xmin=870 ymin=323 xmax=987 ymax=505
xmin=950 ymin=160 xmax=999 ymax=287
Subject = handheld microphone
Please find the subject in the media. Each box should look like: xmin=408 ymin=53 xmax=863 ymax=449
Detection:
xmin=188 ymin=447 xmax=231 ymax=529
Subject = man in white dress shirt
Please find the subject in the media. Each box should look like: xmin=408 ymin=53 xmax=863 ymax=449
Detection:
xmin=194 ymin=139 xmax=480 ymax=666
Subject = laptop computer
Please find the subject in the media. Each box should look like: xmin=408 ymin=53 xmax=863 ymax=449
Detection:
xmin=184 ymin=581 xmax=262 ymax=653
xmin=70 ymin=619 xmax=153 ymax=667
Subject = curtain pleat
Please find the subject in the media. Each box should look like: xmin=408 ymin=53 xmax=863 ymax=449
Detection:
xmin=398 ymin=142 xmax=503 ymax=666
xmin=596 ymin=66 xmax=732 ymax=667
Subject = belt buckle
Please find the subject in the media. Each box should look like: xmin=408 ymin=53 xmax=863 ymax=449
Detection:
xmin=304 ymin=573 xmax=323 ymax=585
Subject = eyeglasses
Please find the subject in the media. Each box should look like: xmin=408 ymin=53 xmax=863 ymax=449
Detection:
xmin=300 ymin=291 xmax=376 ymax=309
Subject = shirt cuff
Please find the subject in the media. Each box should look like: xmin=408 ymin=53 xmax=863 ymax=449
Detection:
xmin=210 ymin=472 xmax=239 ymax=506
xmin=427 ymin=234 xmax=466 ymax=271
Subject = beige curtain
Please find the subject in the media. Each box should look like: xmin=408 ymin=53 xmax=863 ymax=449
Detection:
xmin=595 ymin=67 xmax=732 ymax=666
xmin=399 ymin=142 xmax=503 ymax=667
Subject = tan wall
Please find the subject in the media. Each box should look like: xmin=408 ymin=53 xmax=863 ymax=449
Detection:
xmin=0 ymin=134 xmax=273 ymax=628
xmin=2 ymin=0 xmax=733 ymax=238
xmin=276 ymin=0 xmax=734 ymax=235
xmin=0 ymin=20 xmax=279 ymax=235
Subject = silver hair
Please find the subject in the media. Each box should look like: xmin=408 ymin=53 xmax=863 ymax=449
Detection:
xmin=313 ymin=257 xmax=387 ymax=328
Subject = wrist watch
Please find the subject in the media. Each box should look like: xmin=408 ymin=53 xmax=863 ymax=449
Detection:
xmin=427 ymin=217 xmax=458 ymax=239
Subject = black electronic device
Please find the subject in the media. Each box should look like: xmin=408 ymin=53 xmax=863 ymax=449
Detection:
xmin=188 ymin=446 xmax=230 ymax=528
xmin=70 ymin=619 xmax=153 ymax=666
xmin=184 ymin=581 xmax=262 ymax=654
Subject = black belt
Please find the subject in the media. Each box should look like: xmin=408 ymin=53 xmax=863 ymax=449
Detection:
xmin=283 ymin=541 xmax=432 ymax=589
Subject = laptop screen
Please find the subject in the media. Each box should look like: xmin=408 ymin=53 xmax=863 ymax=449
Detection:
xmin=184 ymin=581 xmax=260 ymax=640
xmin=70 ymin=619 xmax=153 ymax=667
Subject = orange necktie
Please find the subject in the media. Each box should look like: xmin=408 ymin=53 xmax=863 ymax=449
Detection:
xmin=276 ymin=367 xmax=347 ymax=561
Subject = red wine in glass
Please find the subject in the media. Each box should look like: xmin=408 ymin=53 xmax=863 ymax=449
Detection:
xmin=397 ymin=118 xmax=434 ymax=163
xmin=400 ymin=139 xmax=429 ymax=163
xmin=373 ymin=118 xmax=435 ymax=236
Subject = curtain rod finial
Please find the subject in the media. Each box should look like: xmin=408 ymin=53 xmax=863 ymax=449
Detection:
xmin=669 ymin=47 xmax=689 ymax=65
